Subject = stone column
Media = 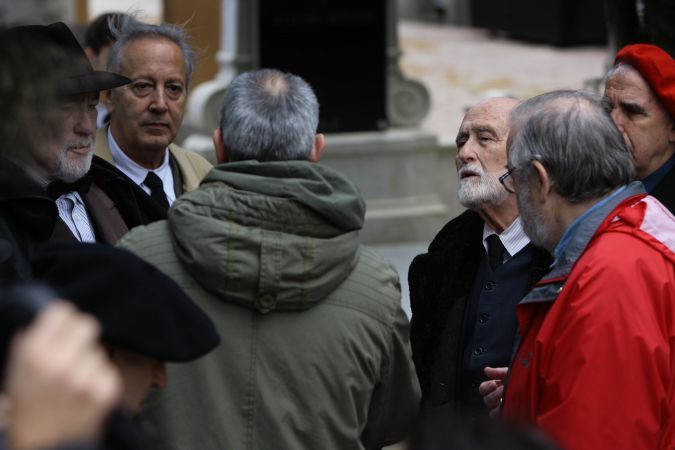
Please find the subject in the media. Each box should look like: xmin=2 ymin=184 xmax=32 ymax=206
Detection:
xmin=183 ymin=0 xmax=257 ymax=134
xmin=386 ymin=0 xmax=431 ymax=127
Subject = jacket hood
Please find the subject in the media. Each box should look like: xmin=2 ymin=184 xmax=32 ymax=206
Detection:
xmin=168 ymin=161 xmax=365 ymax=313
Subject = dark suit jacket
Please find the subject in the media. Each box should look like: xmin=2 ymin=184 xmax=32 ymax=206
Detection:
xmin=651 ymin=163 xmax=675 ymax=214
xmin=0 ymin=177 xmax=56 ymax=285
xmin=50 ymin=156 xmax=167 ymax=244
xmin=408 ymin=210 xmax=551 ymax=410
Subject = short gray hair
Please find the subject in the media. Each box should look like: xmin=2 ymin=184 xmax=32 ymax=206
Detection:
xmin=108 ymin=16 xmax=195 ymax=86
xmin=218 ymin=69 xmax=320 ymax=162
xmin=508 ymin=90 xmax=635 ymax=203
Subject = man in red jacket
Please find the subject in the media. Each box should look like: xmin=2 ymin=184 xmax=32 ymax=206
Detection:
xmin=499 ymin=89 xmax=675 ymax=449
xmin=481 ymin=41 xmax=675 ymax=417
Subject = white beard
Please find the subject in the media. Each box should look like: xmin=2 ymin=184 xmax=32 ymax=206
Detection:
xmin=516 ymin=185 xmax=555 ymax=254
xmin=53 ymin=140 xmax=93 ymax=182
xmin=457 ymin=163 xmax=508 ymax=211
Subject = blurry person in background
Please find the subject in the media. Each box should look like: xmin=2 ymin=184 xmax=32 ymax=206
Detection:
xmin=29 ymin=243 xmax=220 ymax=416
xmin=0 ymin=32 xmax=122 ymax=450
xmin=84 ymin=12 xmax=132 ymax=127
xmin=2 ymin=300 xmax=122 ymax=450
xmin=0 ymin=25 xmax=81 ymax=284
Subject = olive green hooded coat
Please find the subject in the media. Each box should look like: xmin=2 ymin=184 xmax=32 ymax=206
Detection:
xmin=118 ymin=161 xmax=420 ymax=450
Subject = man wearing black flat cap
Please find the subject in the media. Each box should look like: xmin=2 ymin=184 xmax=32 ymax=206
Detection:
xmin=0 ymin=22 xmax=166 ymax=254
xmin=30 ymin=242 xmax=221 ymax=414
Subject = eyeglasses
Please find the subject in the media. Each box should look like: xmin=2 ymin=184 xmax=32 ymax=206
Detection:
xmin=499 ymin=167 xmax=517 ymax=194
xmin=499 ymin=156 xmax=542 ymax=194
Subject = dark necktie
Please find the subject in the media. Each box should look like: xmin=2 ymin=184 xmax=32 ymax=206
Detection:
xmin=143 ymin=172 xmax=169 ymax=210
xmin=486 ymin=234 xmax=507 ymax=271
xmin=46 ymin=176 xmax=94 ymax=200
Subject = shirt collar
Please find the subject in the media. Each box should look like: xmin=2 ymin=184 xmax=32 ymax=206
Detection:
xmin=553 ymin=185 xmax=628 ymax=262
xmin=482 ymin=216 xmax=530 ymax=259
xmin=641 ymin=153 xmax=675 ymax=193
xmin=107 ymin=127 xmax=170 ymax=186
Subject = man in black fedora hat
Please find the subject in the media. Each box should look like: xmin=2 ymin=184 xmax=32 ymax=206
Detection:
xmin=0 ymin=22 xmax=167 ymax=258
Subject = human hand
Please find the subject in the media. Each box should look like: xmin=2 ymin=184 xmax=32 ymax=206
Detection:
xmin=5 ymin=301 xmax=122 ymax=450
xmin=479 ymin=366 xmax=508 ymax=418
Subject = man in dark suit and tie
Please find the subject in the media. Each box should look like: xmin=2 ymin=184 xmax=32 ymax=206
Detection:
xmin=408 ymin=98 xmax=552 ymax=420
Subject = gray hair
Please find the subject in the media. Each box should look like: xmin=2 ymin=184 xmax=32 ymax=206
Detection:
xmin=508 ymin=90 xmax=635 ymax=204
xmin=218 ymin=69 xmax=320 ymax=162
xmin=108 ymin=16 xmax=195 ymax=86
xmin=603 ymin=61 xmax=634 ymax=84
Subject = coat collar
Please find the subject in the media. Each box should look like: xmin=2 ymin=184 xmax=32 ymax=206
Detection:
xmin=521 ymin=181 xmax=646 ymax=305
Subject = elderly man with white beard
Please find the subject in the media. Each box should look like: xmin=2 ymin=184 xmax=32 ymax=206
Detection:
xmin=408 ymin=97 xmax=552 ymax=420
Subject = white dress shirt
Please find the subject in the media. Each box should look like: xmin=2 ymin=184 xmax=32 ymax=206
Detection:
xmin=107 ymin=128 xmax=176 ymax=205
xmin=482 ymin=216 xmax=530 ymax=263
xmin=55 ymin=192 xmax=96 ymax=243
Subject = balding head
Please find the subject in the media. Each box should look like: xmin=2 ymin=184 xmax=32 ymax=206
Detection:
xmin=215 ymin=69 xmax=321 ymax=162
xmin=262 ymin=72 xmax=289 ymax=97
xmin=465 ymin=97 xmax=521 ymax=128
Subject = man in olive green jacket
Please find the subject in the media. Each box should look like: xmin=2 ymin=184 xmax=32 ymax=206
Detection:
xmin=118 ymin=69 xmax=420 ymax=450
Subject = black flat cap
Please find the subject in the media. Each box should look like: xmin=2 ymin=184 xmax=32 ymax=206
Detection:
xmin=30 ymin=243 xmax=220 ymax=362
xmin=0 ymin=22 xmax=129 ymax=95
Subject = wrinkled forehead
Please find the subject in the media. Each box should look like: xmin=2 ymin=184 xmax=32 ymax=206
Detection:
xmin=605 ymin=66 xmax=655 ymax=98
xmin=460 ymin=98 xmax=518 ymax=136
xmin=120 ymin=36 xmax=186 ymax=69
xmin=605 ymin=66 xmax=674 ymax=121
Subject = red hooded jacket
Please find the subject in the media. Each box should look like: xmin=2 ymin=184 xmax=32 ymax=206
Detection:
xmin=503 ymin=190 xmax=675 ymax=450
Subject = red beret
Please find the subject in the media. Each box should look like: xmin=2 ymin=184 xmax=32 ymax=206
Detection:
xmin=614 ymin=44 xmax=675 ymax=120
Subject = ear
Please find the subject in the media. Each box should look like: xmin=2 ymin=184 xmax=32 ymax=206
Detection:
xmin=103 ymin=89 xmax=115 ymax=113
xmin=308 ymin=133 xmax=325 ymax=163
xmin=531 ymin=160 xmax=553 ymax=200
xmin=669 ymin=122 xmax=675 ymax=144
xmin=84 ymin=47 xmax=96 ymax=65
xmin=212 ymin=128 xmax=228 ymax=164
xmin=100 ymin=89 xmax=113 ymax=110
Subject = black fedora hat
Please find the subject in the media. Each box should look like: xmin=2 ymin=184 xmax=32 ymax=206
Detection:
xmin=30 ymin=242 xmax=220 ymax=362
xmin=0 ymin=22 xmax=130 ymax=95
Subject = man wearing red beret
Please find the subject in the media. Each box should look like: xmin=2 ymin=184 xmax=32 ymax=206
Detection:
xmin=605 ymin=43 xmax=675 ymax=212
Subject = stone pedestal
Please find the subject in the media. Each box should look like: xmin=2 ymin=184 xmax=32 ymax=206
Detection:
xmin=321 ymin=130 xmax=460 ymax=244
